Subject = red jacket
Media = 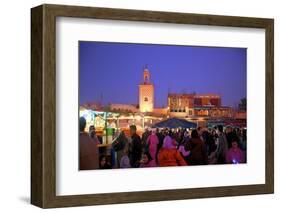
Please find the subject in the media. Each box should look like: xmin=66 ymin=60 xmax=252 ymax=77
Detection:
xmin=158 ymin=148 xmax=187 ymax=167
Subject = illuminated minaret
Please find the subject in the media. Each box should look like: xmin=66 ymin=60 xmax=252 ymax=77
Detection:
xmin=139 ymin=66 xmax=154 ymax=112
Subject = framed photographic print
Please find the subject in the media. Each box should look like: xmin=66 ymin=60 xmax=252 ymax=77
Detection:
xmin=31 ymin=4 xmax=274 ymax=208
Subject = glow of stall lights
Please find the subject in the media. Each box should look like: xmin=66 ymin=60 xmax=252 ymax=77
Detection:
xmin=136 ymin=115 xmax=141 ymax=121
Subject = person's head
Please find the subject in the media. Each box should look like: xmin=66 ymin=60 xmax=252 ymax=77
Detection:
xmin=89 ymin=125 xmax=95 ymax=132
xmin=184 ymin=131 xmax=189 ymax=138
xmin=171 ymin=132 xmax=177 ymax=140
xmin=218 ymin=125 xmax=224 ymax=133
xmin=89 ymin=125 xmax=96 ymax=137
xmin=99 ymin=155 xmax=107 ymax=167
xmin=119 ymin=130 xmax=126 ymax=138
xmin=140 ymin=152 xmax=152 ymax=164
xmin=79 ymin=117 xmax=86 ymax=132
xmin=231 ymin=138 xmax=239 ymax=149
xmin=191 ymin=129 xmax=199 ymax=139
xmin=130 ymin=125 xmax=137 ymax=136
xmin=151 ymin=128 xmax=156 ymax=135
xmin=168 ymin=129 xmax=173 ymax=136
xmin=119 ymin=131 xmax=128 ymax=147
xmin=163 ymin=135 xmax=175 ymax=149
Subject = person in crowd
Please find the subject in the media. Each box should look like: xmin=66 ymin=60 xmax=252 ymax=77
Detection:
xmin=237 ymin=128 xmax=247 ymax=151
xmin=186 ymin=129 xmax=208 ymax=165
xmin=201 ymin=129 xmax=209 ymax=144
xmin=156 ymin=128 xmax=165 ymax=150
xmin=120 ymin=146 xmax=131 ymax=169
xmin=157 ymin=135 xmax=187 ymax=167
xmin=182 ymin=130 xmax=190 ymax=143
xmin=178 ymin=131 xmax=191 ymax=164
xmin=146 ymin=128 xmax=159 ymax=160
xmin=129 ymin=125 xmax=142 ymax=168
xmin=120 ymin=154 xmax=131 ymax=168
xmin=141 ymin=128 xmax=150 ymax=151
xmin=156 ymin=128 xmax=165 ymax=148
xmin=178 ymin=130 xmax=190 ymax=147
xmin=211 ymin=129 xmax=219 ymax=139
xmin=89 ymin=125 xmax=99 ymax=142
xmin=208 ymin=135 xmax=218 ymax=164
xmin=216 ymin=125 xmax=228 ymax=164
xmin=79 ymin=117 xmax=99 ymax=170
xmin=139 ymin=152 xmax=157 ymax=168
xmin=112 ymin=130 xmax=129 ymax=168
xmin=241 ymin=128 xmax=247 ymax=162
xmin=226 ymin=138 xmax=245 ymax=164
xmin=204 ymin=131 xmax=215 ymax=156
xmin=197 ymin=126 xmax=204 ymax=141
xmin=155 ymin=128 xmax=165 ymax=162
xmin=99 ymin=155 xmax=112 ymax=169
xmin=226 ymin=126 xmax=237 ymax=149
xmin=156 ymin=128 xmax=165 ymax=145
xmin=241 ymin=128 xmax=247 ymax=150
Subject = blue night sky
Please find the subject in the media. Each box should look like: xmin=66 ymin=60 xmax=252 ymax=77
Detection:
xmin=79 ymin=41 xmax=246 ymax=108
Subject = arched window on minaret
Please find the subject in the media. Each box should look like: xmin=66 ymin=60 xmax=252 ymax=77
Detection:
xmin=143 ymin=65 xmax=150 ymax=84
xmin=144 ymin=75 xmax=148 ymax=83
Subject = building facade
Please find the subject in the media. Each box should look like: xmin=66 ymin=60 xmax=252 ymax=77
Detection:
xmin=139 ymin=68 xmax=154 ymax=112
xmin=168 ymin=93 xmax=232 ymax=119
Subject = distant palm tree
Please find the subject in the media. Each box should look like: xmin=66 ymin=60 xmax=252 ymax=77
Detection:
xmin=238 ymin=97 xmax=247 ymax=111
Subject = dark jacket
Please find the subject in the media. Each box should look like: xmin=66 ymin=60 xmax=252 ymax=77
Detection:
xmin=129 ymin=133 xmax=142 ymax=167
xmin=186 ymin=138 xmax=208 ymax=165
xmin=217 ymin=132 xmax=228 ymax=164
xmin=79 ymin=132 xmax=99 ymax=170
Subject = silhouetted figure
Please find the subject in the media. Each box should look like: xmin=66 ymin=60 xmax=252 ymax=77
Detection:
xmin=79 ymin=117 xmax=99 ymax=170
xmin=129 ymin=125 xmax=142 ymax=168
xmin=186 ymin=130 xmax=208 ymax=165
xmin=217 ymin=125 xmax=228 ymax=164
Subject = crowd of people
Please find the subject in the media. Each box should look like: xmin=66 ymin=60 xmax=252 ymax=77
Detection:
xmin=79 ymin=117 xmax=247 ymax=170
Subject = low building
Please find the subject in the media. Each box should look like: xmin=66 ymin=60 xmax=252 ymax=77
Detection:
xmin=168 ymin=93 xmax=221 ymax=113
xmin=234 ymin=111 xmax=247 ymax=119
xmin=167 ymin=93 xmax=233 ymax=126
xmin=81 ymin=102 xmax=103 ymax=111
xmin=109 ymin=103 xmax=138 ymax=113
xmin=193 ymin=106 xmax=232 ymax=118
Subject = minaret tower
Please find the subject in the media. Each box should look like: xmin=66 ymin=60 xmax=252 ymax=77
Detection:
xmin=139 ymin=66 xmax=154 ymax=112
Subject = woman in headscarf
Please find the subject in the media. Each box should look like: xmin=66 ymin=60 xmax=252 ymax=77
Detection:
xmin=146 ymin=128 xmax=159 ymax=161
xmin=157 ymin=135 xmax=187 ymax=167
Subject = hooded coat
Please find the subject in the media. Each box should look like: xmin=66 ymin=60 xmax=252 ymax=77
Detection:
xmin=157 ymin=136 xmax=187 ymax=167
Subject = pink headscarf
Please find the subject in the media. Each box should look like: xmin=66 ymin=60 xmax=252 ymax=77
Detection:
xmin=163 ymin=136 xmax=176 ymax=149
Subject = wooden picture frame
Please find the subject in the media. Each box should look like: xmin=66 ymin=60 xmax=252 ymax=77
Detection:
xmin=31 ymin=4 xmax=274 ymax=208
